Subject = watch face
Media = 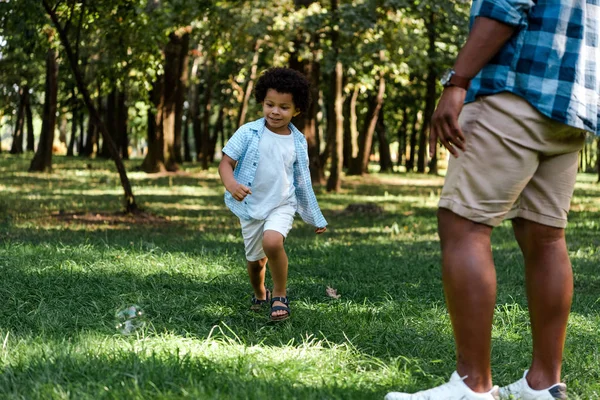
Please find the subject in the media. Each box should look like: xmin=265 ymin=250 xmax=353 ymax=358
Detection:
xmin=440 ymin=69 xmax=454 ymax=86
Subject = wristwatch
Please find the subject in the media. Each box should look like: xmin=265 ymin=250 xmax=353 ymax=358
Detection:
xmin=440 ymin=69 xmax=471 ymax=90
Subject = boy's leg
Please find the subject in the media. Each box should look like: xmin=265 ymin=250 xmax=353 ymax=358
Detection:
xmin=263 ymin=230 xmax=288 ymax=318
xmin=240 ymin=218 xmax=268 ymax=299
xmin=262 ymin=204 xmax=295 ymax=319
xmin=247 ymin=257 xmax=268 ymax=300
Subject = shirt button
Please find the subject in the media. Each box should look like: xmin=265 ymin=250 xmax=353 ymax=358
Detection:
xmin=248 ymin=182 xmax=251 ymax=186
xmin=253 ymin=162 xmax=257 ymax=166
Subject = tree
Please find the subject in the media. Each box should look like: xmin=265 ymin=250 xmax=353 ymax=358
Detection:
xmin=349 ymin=71 xmax=385 ymax=175
xmin=42 ymin=0 xmax=139 ymax=212
xmin=29 ymin=30 xmax=58 ymax=173
xmin=326 ymin=0 xmax=344 ymax=192
xmin=9 ymin=86 xmax=28 ymax=154
xmin=290 ymin=0 xmax=324 ymax=184
xmin=142 ymin=27 xmax=191 ymax=172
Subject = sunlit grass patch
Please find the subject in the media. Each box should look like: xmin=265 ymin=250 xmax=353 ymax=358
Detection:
xmin=0 ymin=155 xmax=599 ymax=398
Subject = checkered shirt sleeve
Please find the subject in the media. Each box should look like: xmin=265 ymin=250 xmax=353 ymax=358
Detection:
xmin=293 ymin=134 xmax=328 ymax=229
xmin=475 ymin=0 xmax=534 ymax=27
xmin=466 ymin=0 xmax=600 ymax=136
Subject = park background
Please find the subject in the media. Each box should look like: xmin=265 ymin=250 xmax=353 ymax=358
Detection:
xmin=0 ymin=0 xmax=599 ymax=398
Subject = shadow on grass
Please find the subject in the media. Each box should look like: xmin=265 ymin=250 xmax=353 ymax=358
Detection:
xmin=0 ymin=347 xmax=384 ymax=400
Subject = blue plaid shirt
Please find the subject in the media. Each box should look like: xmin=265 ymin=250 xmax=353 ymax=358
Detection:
xmin=222 ymin=118 xmax=328 ymax=228
xmin=466 ymin=0 xmax=600 ymax=135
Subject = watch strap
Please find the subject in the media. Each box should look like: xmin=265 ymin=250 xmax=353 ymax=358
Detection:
xmin=448 ymin=73 xmax=471 ymax=90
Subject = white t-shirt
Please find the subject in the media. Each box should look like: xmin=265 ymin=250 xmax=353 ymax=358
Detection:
xmin=246 ymin=127 xmax=297 ymax=220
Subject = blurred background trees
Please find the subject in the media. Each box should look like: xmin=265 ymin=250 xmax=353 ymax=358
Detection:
xmin=1 ymin=0 xmax=598 ymax=191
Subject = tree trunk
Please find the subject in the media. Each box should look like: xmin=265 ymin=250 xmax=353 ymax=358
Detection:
xmin=199 ymin=59 xmax=213 ymax=170
xmin=10 ymin=85 xmax=27 ymax=154
xmin=209 ymin=106 xmax=224 ymax=163
xmin=321 ymin=88 xmax=335 ymax=170
xmin=291 ymin=0 xmax=323 ymax=184
xmin=377 ymin=110 xmax=393 ymax=173
xmin=419 ymin=12 xmax=438 ymax=174
xmin=83 ymin=105 xmax=96 ymax=157
xmin=78 ymin=110 xmax=85 ymax=156
xmin=25 ymin=92 xmax=35 ymax=152
xmin=30 ymin=48 xmax=58 ymax=172
xmin=189 ymin=56 xmax=202 ymax=161
xmin=58 ymin=110 xmax=68 ymax=146
xmin=173 ymin=30 xmax=190 ymax=164
xmin=100 ymin=88 xmax=117 ymax=158
xmin=67 ymin=98 xmax=77 ymax=156
xmin=142 ymin=81 xmax=166 ymax=172
xmin=117 ymin=89 xmax=128 ymax=160
xmin=406 ymin=109 xmax=420 ymax=171
xmin=349 ymin=75 xmax=385 ymax=175
xmin=183 ymin=114 xmax=192 ymax=162
xmin=343 ymin=93 xmax=351 ymax=169
xmin=397 ymin=108 xmax=408 ymax=167
xmin=237 ymin=39 xmax=262 ymax=128
xmin=326 ymin=60 xmax=344 ymax=192
xmin=343 ymin=86 xmax=359 ymax=169
xmin=142 ymin=29 xmax=189 ymax=172
xmin=43 ymin=1 xmax=138 ymax=212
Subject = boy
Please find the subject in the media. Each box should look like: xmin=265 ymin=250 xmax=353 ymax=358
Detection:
xmin=218 ymin=67 xmax=327 ymax=322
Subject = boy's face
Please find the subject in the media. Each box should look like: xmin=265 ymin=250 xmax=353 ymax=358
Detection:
xmin=262 ymin=89 xmax=300 ymax=134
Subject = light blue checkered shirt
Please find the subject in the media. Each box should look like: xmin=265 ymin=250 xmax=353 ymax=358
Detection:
xmin=466 ymin=0 xmax=600 ymax=135
xmin=222 ymin=118 xmax=328 ymax=228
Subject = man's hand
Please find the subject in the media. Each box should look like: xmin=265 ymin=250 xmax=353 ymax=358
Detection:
xmin=430 ymin=86 xmax=468 ymax=158
xmin=228 ymin=183 xmax=252 ymax=201
xmin=315 ymin=227 xmax=327 ymax=234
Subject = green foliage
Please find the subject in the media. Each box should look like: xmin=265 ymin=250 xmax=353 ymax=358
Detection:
xmin=0 ymin=155 xmax=599 ymax=398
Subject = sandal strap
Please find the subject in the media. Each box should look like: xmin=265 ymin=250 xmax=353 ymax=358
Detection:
xmin=270 ymin=296 xmax=288 ymax=305
xmin=270 ymin=305 xmax=290 ymax=314
xmin=252 ymin=288 xmax=271 ymax=304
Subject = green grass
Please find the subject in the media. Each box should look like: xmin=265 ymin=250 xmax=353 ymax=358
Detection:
xmin=0 ymin=153 xmax=599 ymax=399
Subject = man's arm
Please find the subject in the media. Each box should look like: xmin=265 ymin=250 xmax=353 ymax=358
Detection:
xmin=430 ymin=17 xmax=517 ymax=158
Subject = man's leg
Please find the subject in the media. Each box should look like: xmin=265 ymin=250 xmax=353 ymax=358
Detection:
xmin=438 ymin=208 xmax=496 ymax=393
xmin=512 ymin=218 xmax=572 ymax=389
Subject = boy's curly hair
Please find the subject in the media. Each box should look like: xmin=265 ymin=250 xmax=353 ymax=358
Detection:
xmin=254 ymin=67 xmax=311 ymax=113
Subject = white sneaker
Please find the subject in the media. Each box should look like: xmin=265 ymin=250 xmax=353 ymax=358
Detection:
xmin=499 ymin=370 xmax=567 ymax=399
xmin=385 ymin=371 xmax=500 ymax=399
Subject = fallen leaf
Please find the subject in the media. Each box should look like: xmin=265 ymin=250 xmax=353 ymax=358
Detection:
xmin=326 ymin=286 xmax=341 ymax=299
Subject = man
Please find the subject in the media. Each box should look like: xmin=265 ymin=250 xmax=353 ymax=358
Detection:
xmin=386 ymin=0 xmax=599 ymax=399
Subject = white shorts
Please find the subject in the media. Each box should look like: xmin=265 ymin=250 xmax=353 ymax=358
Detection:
xmin=240 ymin=203 xmax=296 ymax=261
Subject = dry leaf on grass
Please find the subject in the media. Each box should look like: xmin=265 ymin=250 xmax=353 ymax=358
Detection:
xmin=326 ymin=286 xmax=341 ymax=299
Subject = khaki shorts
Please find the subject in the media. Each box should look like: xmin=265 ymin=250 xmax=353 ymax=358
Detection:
xmin=439 ymin=92 xmax=586 ymax=228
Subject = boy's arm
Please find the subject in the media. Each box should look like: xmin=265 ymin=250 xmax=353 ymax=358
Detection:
xmin=218 ymin=154 xmax=252 ymax=201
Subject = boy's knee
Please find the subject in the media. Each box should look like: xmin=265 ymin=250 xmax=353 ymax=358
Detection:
xmin=262 ymin=231 xmax=284 ymax=255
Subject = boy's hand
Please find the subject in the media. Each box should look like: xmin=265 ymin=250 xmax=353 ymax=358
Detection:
xmin=228 ymin=183 xmax=252 ymax=201
xmin=315 ymin=227 xmax=327 ymax=234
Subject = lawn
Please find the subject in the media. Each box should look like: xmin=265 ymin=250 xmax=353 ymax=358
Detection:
xmin=0 ymin=154 xmax=598 ymax=399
